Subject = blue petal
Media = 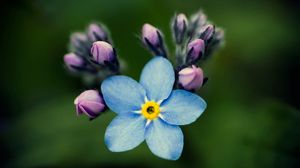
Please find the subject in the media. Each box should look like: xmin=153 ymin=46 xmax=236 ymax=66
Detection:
xmin=105 ymin=113 xmax=146 ymax=152
xmin=160 ymin=89 xmax=206 ymax=125
xmin=101 ymin=75 xmax=146 ymax=114
xmin=145 ymin=118 xmax=183 ymax=160
xmin=140 ymin=57 xmax=175 ymax=102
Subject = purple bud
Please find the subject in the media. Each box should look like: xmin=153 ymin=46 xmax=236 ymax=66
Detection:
xmin=91 ymin=41 xmax=115 ymax=64
xmin=173 ymin=13 xmax=188 ymax=44
xmin=70 ymin=32 xmax=88 ymax=49
xmin=142 ymin=23 xmax=160 ymax=47
xmin=190 ymin=11 xmax=207 ymax=28
xmin=188 ymin=11 xmax=207 ymax=37
xmin=176 ymin=13 xmax=188 ymax=33
xmin=141 ymin=23 xmax=168 ymax=57
xmin=199 ymin=24 xmax=215 ymax=42
xmin=74 ymin=90 xmax=105 ymax=119
xmin=64 ymin=53 xmax=84 ymax=70
xmin=204 ymin=28 xmax=224 ymax=57
xmin=187 ymin=39 xmax=205 ymax=63
xmin=87 ymin=23 xmax=107 ymax=42
xmin=178 ymin=65 xmax=204 ymax=90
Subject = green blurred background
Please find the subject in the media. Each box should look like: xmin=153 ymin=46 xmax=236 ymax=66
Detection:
xmin=1 ymin=0 xmax=300 ymax=167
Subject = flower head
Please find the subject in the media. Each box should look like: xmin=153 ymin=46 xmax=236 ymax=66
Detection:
xmin=178 ymin=65 xmax=204 ymax=90
xmin=74 ymin=90 xmax=106 ymax=119
xmin=101 ymin=57 xmax=206 ymax=160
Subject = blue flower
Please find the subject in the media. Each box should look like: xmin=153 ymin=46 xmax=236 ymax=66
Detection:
xmin=101 ymin=57 xmax=206 ymax=160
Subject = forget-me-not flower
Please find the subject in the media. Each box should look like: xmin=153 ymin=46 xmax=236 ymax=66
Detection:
xmin=101 ymin=57 xmax=206 ymax=160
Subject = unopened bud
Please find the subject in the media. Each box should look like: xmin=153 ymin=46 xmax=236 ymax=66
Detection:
xmin=69 ymin=32 xmax=90 ymax=56
xmin=199 ymin=24 xmax=215 ymax=42
xmin=74 ymin=90 xmax=106 ymax=119
xmin=91 ymin=41 xmax=115 ymax=64
xmin=172 ymin=13 xmax=188 ymax=44
xmin=87 ymin=23 xmax=108 ymax=42
xmin=178 ymin=65 xmax=204 ymax=90
xmin=70 ymin=32 xmax=88 ymax=49
xmin=188 ymin=10 xmax=207 ymax=37
xmin=142 ymin=23 xmax=160 ymax=47
xmin=64 ymin=53 xmax=84 ymax=71
xmin=186 ymin=39 xmax=205 ymax=63
xmin=190 ymin=11 xmax=207 ymax=28
xmin=204 ymin=28 xmax=225 ymax=57
xmin=142 ymin=23 xmax=167 ymax=57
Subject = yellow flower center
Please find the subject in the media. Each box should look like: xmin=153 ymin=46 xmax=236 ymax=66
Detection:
xmin=141 ymin=101 xmax=160 ymax=120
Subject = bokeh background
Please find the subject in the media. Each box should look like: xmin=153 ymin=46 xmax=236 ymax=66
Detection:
xmin=1 ymin=0 xmax=300 ymax=167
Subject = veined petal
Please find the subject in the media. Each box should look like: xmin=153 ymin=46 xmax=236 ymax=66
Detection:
xmin=140 ymin=57 xmax=175 ymax=102
xmin=160 ymin=90 xmax=206 ymax=125
xmin=145 ymin=118 xmax=183 ymax=160
xmin=105 ymin=113 xmax=146 ymax=152
xmin=101 ymin=76 xmax=146 ymax=114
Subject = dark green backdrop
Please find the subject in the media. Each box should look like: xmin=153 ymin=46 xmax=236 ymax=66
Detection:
xmin=1 ymin=0 xmax=300 ymax=167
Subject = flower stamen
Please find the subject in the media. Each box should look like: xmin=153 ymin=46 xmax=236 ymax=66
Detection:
xmin=141 ymin=101 xmax=160 ymax=120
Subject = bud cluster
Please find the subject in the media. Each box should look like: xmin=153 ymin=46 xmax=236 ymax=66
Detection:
xmin=63 ymin=23 xmax=121 ymax=120
xmin=64 ymin=22 xmax=120 ymax=78
xmin=140 ymin=10 xmax=224 ymax=91
xmin=64 ymin=10 xmax=224 ymax=120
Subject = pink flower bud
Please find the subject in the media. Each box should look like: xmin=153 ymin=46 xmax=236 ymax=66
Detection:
xmin=175 ymin=13 xmax=188 ymax=33
xmin=70 ymin=32 xmax=87 ymax=49
xmin=173 ymin=13 xmax=188 ymax=44
xmin=87 ymin=23 xmax=107 ymax=42
xmin=74 ymin=90 xmax=105 ymax=119
xmin=142 ymin=23 xmax=160 ymax=47
xmin=91 ymin=41 xmax=115 ymax=64
xmin=188 ymin=11 xmax=207 ymax=37
xmin=199 ymin=24 xmax=215 ymax=41
xmin=63 ymin=53 xmax=84 ymax=70
xmin=178 ymin=65 xmax=204 ymax=90
xmin=187 ymin=39 xmax=205 ymax=63
xmin=190 ymin=11 xmax=207 ymax=28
